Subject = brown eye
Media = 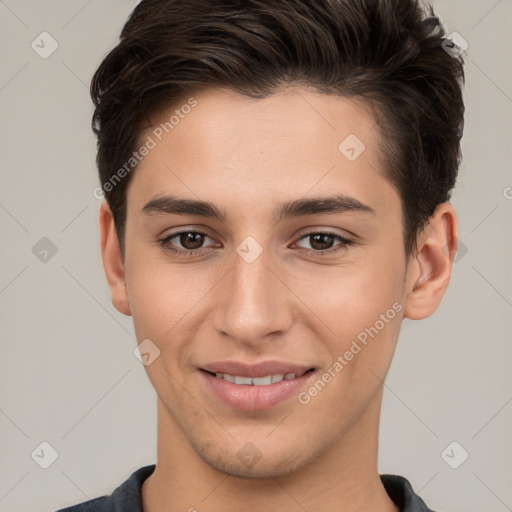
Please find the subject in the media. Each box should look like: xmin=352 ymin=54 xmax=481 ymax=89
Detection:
xmin=308 ymin=233 xmax=336 ymax=250
xmin=159 ymin=230 xmax=217 ymax=255
xmin=177 ymin=232 xmax=206 ymax=250
xmin=295 ymin=231 xmax=353 ymax=255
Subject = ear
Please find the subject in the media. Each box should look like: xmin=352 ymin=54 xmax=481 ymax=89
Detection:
xmin=403 ymin=203 xmax=458 ymax=320
xmin=99 ymin=201 xmax=132 ymax=316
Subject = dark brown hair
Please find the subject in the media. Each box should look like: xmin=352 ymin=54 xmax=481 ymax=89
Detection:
xmin=90 ymin=0 xmax=465 ymax=258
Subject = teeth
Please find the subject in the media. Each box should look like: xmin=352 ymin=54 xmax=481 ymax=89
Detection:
xmin=252 ymin=375 xmax=273 ymax=385
xmin=234 ymin=376 xmax=253 ymax=385
xmin=213 ymin=372 xmax=302 ymax=385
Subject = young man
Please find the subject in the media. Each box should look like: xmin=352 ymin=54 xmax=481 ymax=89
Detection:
xmin=58 ymin=0 xmax=464 ymax=510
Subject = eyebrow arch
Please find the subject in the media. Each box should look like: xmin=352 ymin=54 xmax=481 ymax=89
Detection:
xmin=140 ymin=193 xmax=375 ymax=221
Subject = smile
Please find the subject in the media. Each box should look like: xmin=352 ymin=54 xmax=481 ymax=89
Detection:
xmin=211 ymin=371 xmax=309 ymax=385
xmin=199 ymin=362 xmax=316 ymax=411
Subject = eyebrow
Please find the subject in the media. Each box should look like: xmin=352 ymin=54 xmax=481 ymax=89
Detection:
xmin=140 ymin=193 xmax=375 ymax=221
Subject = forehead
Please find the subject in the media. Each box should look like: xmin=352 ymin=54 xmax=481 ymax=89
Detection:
xmin=127 ymin=86 xmax=397 ymax=217
xmin=146 ymin=85 xmax=380 ymax=153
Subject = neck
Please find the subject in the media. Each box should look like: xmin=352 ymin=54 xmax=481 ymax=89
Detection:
xmin=141 ymin=388 xmax=398 ymax=512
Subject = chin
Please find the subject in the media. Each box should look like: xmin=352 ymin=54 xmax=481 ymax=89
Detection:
xmin=193 ymin=438 xmax=310 ymax=479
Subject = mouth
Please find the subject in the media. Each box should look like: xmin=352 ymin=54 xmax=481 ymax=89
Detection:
xmin=203 ymin=369 xmax=313 ymax=386
xmin=198 ymin=362 xmax=316 ymax=411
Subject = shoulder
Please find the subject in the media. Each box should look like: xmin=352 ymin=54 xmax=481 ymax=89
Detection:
xmin=56 ymin=495 xmax=110 ymax=512
xmin=380 ymin=474 xmax=438 ymax=512
xmin=55 ymin=464 xmax=156 ymax=512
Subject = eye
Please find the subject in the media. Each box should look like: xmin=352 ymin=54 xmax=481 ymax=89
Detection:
xmin=158 ymin=230 xmax=218 ymax=256
xmin=158 ymin=229 xmax=354 ymax=257
xmin=294 ymin=231 xmax=353 ymax=256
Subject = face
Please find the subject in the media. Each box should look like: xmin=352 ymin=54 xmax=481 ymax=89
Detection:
xmin=119 ymin=87 xmax=411 ymax=478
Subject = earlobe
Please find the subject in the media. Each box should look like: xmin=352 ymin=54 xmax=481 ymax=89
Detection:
xmin=403 ymin=203 xmax=458 ymax=320
xmin=99 ymin=201 xmax=132 ymax=316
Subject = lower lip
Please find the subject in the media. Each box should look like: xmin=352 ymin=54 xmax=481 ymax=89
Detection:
xmin=200 ymin=370 xmax=315 ymax=411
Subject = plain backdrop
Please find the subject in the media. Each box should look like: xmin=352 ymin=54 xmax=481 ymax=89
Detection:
xmin=0 ymin=1 xmax=511 ymax=511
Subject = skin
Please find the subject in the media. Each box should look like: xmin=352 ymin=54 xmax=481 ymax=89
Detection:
xmin=99 ymin=86 xmax=457 ymax=512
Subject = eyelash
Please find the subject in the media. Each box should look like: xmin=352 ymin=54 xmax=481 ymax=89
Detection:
xmin=157 ymin=230 xmax=354 ymax=258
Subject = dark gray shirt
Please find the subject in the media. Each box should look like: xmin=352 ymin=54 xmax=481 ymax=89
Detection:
xmin=55 ymin=464 xmax=436 ymax=512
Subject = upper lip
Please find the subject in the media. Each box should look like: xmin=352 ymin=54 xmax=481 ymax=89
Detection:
xmin=201 ymin=360 xmax=314 ymax=378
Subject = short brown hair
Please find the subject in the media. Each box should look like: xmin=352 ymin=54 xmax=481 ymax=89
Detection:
xmin=91 ymin=0 xmax=465 ymax=258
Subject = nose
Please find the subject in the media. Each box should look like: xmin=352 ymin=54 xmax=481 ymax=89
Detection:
xmin=212 ymin=241 xmax=294 ymax=349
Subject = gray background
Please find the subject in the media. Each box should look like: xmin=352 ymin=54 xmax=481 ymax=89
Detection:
xmin=0 ymin=1 xmax=511 ymax=511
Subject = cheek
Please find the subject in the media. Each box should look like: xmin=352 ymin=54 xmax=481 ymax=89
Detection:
xmin=289 ymin=247 xmax=406 ymax=384
xmin=295 ymin=253 xmax=404 ymax=336
xmin=124 ymin=252 xmax=214 ymax=344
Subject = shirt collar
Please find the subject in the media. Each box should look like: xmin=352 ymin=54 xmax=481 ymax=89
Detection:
xmin=110 ymin=465 xmax=436 ymax=512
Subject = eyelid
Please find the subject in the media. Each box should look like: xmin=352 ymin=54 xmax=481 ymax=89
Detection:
xmin=158 ymin=224 xmax=217 ymax=243
xmin=292 ymin=230 xmax=353 ymax=253
xmin=161 ymin=229 xmax=218 ymax=250
xmin=294 ymin=226 xmax=356 ymax=242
